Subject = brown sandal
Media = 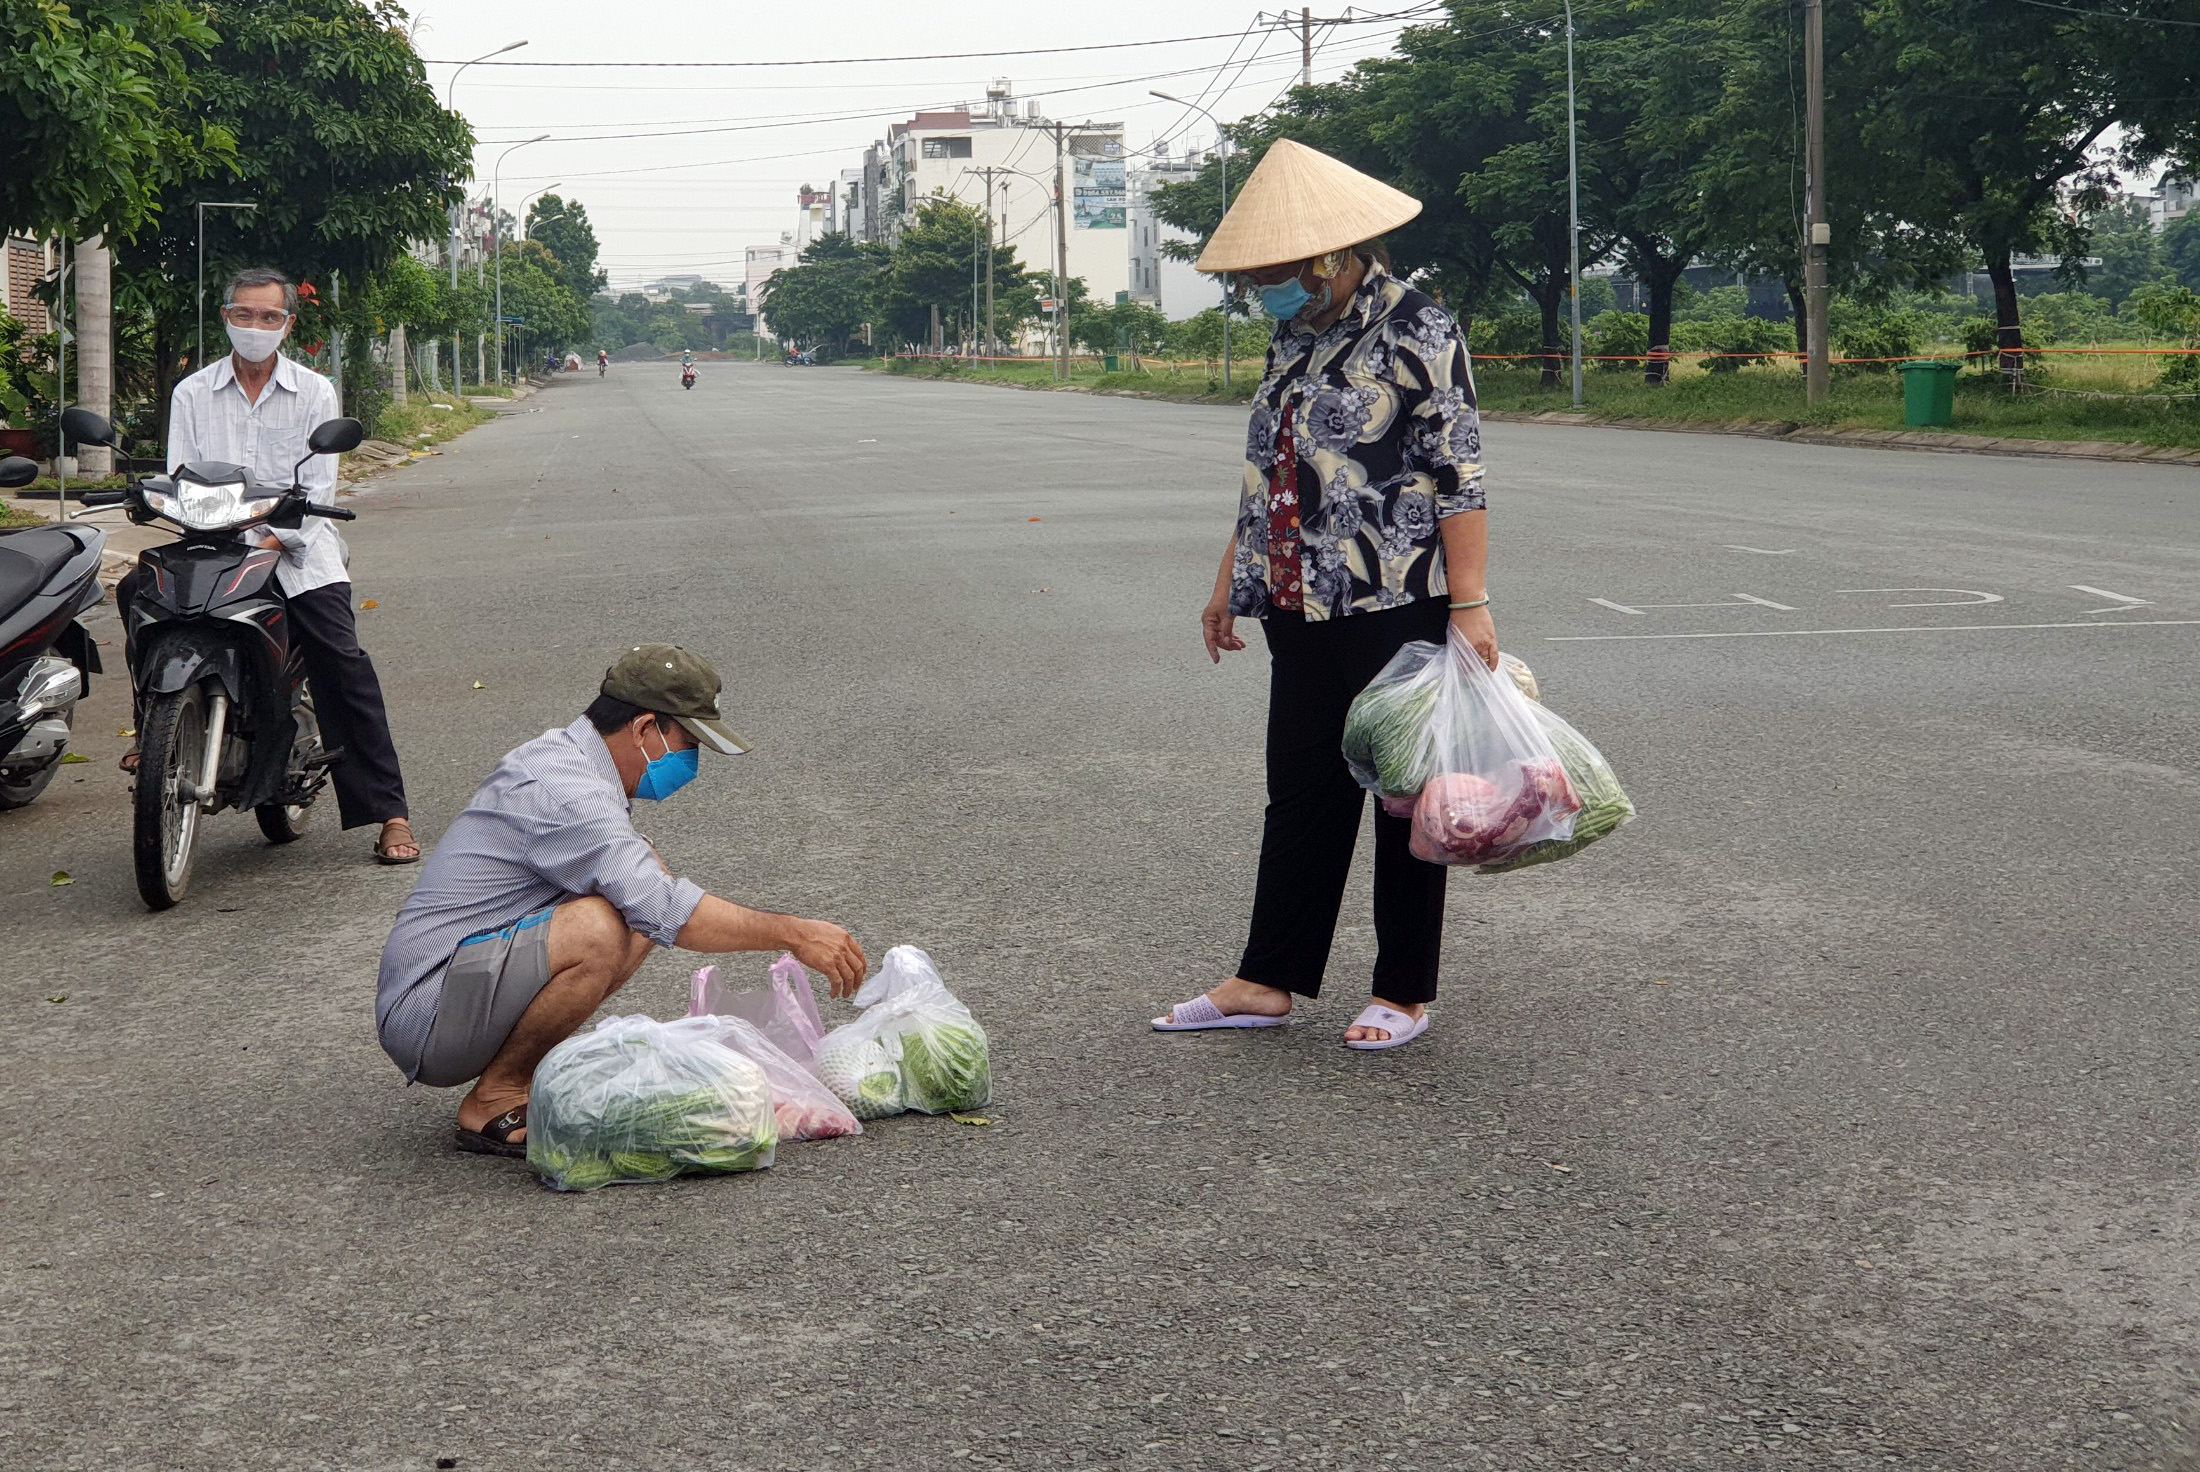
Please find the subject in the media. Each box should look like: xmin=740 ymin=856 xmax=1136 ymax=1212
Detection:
xmin=454 ymin=1105 xmax=527 ymax=1158
xmin=374 ymin=817 xmax=421 ymax=865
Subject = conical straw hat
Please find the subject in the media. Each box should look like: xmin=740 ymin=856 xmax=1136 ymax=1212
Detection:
xmin=1194 ymin=138 xmax=1422 ymax=274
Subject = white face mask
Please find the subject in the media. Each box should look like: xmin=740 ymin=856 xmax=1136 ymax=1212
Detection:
xmin=225 ymin=322 xmax=287 ymax=363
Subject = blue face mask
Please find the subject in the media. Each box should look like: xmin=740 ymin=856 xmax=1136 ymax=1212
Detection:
xmin=632 ymin=723 xmax=699 ymax=802
xmin=1256 ymin=278 xmax=1313 ymax=321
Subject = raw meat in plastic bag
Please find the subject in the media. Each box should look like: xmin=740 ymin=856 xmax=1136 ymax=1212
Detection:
xmin=1474 ymin=701 xmax=1636 ymax=873
xmin=813 ymin=945 xmax=990 ymax=1119
xmin=526 ymin=1014 xmax=778 ymax=1192
xmin=689 ymin=966 xmax=861 ymax=1141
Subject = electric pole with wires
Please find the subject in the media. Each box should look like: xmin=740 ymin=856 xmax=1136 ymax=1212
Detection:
xmin=1804 ymin=0 xmax=1829 ymax=403
xmin=1054 ymin=121 xmax=1071 ymax=380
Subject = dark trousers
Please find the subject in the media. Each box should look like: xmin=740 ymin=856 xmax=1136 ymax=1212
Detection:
xmin=288 ymin=583 xmax=407 ymax=830
xmin=1237 ymin=599 xmax=1450 ymax=1005
xmin=117 ymin=572 xmax=407 ymax=831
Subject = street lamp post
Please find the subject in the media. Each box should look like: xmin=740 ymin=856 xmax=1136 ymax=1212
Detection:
xmin=195 ymin=200 xmax=258 ymax=370
xmin=492 ymin=134 xmax=552 ymax=385
xmin=518 ymin=185 xmax=563 ymax=236
xmin=446 ymin=40 xmax=526 ymax=392
xmin=1151 ymin=93 xmax=1232 ymax=388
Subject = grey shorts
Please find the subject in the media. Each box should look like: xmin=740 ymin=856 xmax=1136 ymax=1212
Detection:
xmin=385 ymin=907 xmax=556 ymax=1087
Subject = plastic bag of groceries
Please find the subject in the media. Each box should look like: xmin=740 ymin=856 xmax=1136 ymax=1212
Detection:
xmin=1473 ymin=698 xmax=1635 ymax=873
xmin=692 ymin=952 xmax=826 ymax=1065
xmin=689 ymin=965 xmax=862 ymax=1142
xmin=526 ymin=1014 xmax=778 ymax=1192
xmin=812 ymin=946 xmax=991 ymax=1120
xmin=1341 ymin=630 xmax=1582 ymax=867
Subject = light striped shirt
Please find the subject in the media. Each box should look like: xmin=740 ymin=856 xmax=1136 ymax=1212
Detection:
xmin=166 ymin=352 xmax=347 ymax=596
xmin=375 ymin=718 xmax=706 ymax=1057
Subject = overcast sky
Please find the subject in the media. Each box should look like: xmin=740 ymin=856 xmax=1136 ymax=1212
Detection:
xmin=409 ymin=1 xmax=1428 ymax=291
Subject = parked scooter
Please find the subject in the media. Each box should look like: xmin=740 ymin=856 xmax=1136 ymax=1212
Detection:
xmin=0 ymin=454 xmax=106 ymax=811
xmin=64 ymin=406 xmax=365 ymax=910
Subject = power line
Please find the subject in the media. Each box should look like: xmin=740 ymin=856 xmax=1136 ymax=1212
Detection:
xmin=427 ymin=19 xmax=1409 ymax=70
xmin=2004 ymin=0 xmax=2200 ymax=25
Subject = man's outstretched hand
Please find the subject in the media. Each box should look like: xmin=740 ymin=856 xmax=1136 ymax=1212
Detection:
xmin=786 ymin=918 xmax=868 ymax=998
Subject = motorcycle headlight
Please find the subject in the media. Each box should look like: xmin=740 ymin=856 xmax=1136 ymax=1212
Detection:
xmin=144 ymin=481 xmax=283 ymax=532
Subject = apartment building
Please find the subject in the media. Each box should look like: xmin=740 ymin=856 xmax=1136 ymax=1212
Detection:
xmin=855 ymin=82 xmax=1131 ymax=306
xmin=1129 ymin=144 xmax=1223 ymax=321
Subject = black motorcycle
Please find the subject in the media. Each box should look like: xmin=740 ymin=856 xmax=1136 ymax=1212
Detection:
xmin=0 ymin=454 xmax=106 ymax=810
xmin=65 ymin=407 xmax=364 ymax=910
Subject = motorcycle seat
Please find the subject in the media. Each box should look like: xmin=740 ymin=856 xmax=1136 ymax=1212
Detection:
xmin=0 ymin=529 xmax=89 ymax=613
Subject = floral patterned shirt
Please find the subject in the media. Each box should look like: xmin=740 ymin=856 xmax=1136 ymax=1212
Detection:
xmin=1227 ymin=262 xmax=1486 ymax=621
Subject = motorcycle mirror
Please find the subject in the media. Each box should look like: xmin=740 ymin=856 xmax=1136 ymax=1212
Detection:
xmin=60 ymin=406 xmax=115 ymax=447
xmin=0 ymin=455 xmax=38 ymax=489
xmin=307 ymin=417 xmax=365 ymax=456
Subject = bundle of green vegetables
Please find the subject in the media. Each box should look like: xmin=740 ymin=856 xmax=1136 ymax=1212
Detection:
xmin=1342 ymin=641 xmax=1443 ymax=798
xmin=527 ymin=1015 xmax=779 ymax=1192
xmin=813 ymin=945 xmax=991 ymax=1119
xmin=1475 ymin=711 xmax=1635 ymax=873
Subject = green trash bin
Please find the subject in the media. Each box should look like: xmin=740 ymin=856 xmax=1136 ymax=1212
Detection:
xmin=1102 ymin=354 xmax=1120 ymax=373
xmin=1897 ymin=359 xmax=1959 ymax=428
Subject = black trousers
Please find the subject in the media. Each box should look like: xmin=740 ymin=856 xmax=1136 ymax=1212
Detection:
xmin=1237 ymin=599 xmax=1450 ymax=1005
xmin=117 ymin=572 xmax=407 ymax=831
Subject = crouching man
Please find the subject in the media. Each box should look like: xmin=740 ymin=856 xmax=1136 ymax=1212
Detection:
xmin=375 ymin=644 xmax=867 ymax=1156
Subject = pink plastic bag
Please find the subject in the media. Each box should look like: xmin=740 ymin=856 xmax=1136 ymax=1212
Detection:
xmin=691 ymin=953 xmax=825 ymax=1063
xmin=689 ymin=965 xmax=861 ymax=1141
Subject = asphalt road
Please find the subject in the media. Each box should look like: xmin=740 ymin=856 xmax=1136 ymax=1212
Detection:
xmin=4 ymin=360 xmax=2197 ymax=1471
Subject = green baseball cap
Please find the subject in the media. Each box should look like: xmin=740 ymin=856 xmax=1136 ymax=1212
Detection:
xmin=601 ymin=643 xmax=751 ymax=755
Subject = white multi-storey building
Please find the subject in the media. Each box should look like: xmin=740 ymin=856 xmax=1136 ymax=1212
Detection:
xmin=1130 ymin=141 xmax=1224 ymax=321
xmin=856 ymin=82 xmax=1130 ymax=309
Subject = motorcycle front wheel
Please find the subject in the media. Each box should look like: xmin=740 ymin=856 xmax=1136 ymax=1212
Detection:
xmin=132 ymin=681 xmax=210 ymax=910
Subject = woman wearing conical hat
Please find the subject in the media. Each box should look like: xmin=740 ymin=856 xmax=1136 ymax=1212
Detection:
xmin=1153 ymin=140 xmax=1494 ymax=1052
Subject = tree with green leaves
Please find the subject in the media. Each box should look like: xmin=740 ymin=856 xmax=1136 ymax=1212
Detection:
xmin=873 ymin=197 xmax=1034 ymax=349
xmin=525 ymin=194 xmax=606 ymax=303
xmin=493 ymin=239 xmax=591 ymax=369
xmin=759 ymin=232 xmax=887 ymax=355
xmin=1855 ymin=0 xmax=2200 ymax=375
xmin=0 ymin=1 xmax=233 ymax=240
xmin=107 ymin=0 xmax=471 ymax=430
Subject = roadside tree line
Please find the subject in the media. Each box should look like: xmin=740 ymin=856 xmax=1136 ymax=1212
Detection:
xmin=1150 ymin=0 xmax=2200 ymax=387
xmin=0 ymin=0 xmax=604 ymax=454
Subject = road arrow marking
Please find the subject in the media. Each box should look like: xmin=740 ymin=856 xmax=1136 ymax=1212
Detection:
xmin=1725 ymin=544 xmax=1795 ymax=555
xmin=2070 ymin=584 xmax=2153 ymax=614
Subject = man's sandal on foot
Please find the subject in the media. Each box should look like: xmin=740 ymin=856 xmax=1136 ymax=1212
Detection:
xmin=1151 ymin=995 xmax=1289 ymax=1032
xmin=1345 ymin=1003 xmax=1429 ymax=1051
xmin=454 ymin=1105 xmax=528 ymax=1158
xmin=374 ymin=819 xmax=421 ymax=866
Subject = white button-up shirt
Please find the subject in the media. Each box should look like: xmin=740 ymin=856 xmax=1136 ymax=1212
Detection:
xmin=166 ymin=351 xmax=348 ymax=596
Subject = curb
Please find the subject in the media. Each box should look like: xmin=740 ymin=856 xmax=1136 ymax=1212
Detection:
xmin=1477 ymin=409 xmax=2200 ymax=468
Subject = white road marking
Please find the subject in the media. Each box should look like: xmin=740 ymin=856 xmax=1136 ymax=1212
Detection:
xmin=1589 ymin=593 xmax=1796 ymax=616
xmin=1725 ymin=545 xmax=1796 ymax=555
xmin=2070 ymin=584 xmax=2153 ymax=614
xmin=1548 ymin=620 xmax=2200 ymax=642
xmin=1838 ymin=587 xmax=2005 ymax=607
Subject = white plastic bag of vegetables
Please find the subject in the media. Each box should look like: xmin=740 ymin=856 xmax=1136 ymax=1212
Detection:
xmin=526 ymin=1014 xmax=779 ymax=1192
xmin=1342 ymin=630 xmax=1585 ymax=868
xmin=812 ymin=946 xmax=991 ymax=1120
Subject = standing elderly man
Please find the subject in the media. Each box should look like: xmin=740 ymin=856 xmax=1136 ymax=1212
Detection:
xmin=377 ymin=644 xmax=868 ymax=1157
xmin=125 ymin=266 xmax=417 ymax=862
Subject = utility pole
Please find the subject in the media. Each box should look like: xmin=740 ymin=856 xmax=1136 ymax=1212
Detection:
xmin=1301 ymin=7 xmax=1313 ymax=88
xmin=1803 ymin=0 xmax=1829 ymax=402
xmin=1054 ymin=121 xmax=1070 ymax=380
xmin=984 ymin=175 xmax=996 ymax=355
xmin=74 ymin=237 xmax=113 ymax=478
xmin=1564 ymin=0 xmax=1584 ymax=408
